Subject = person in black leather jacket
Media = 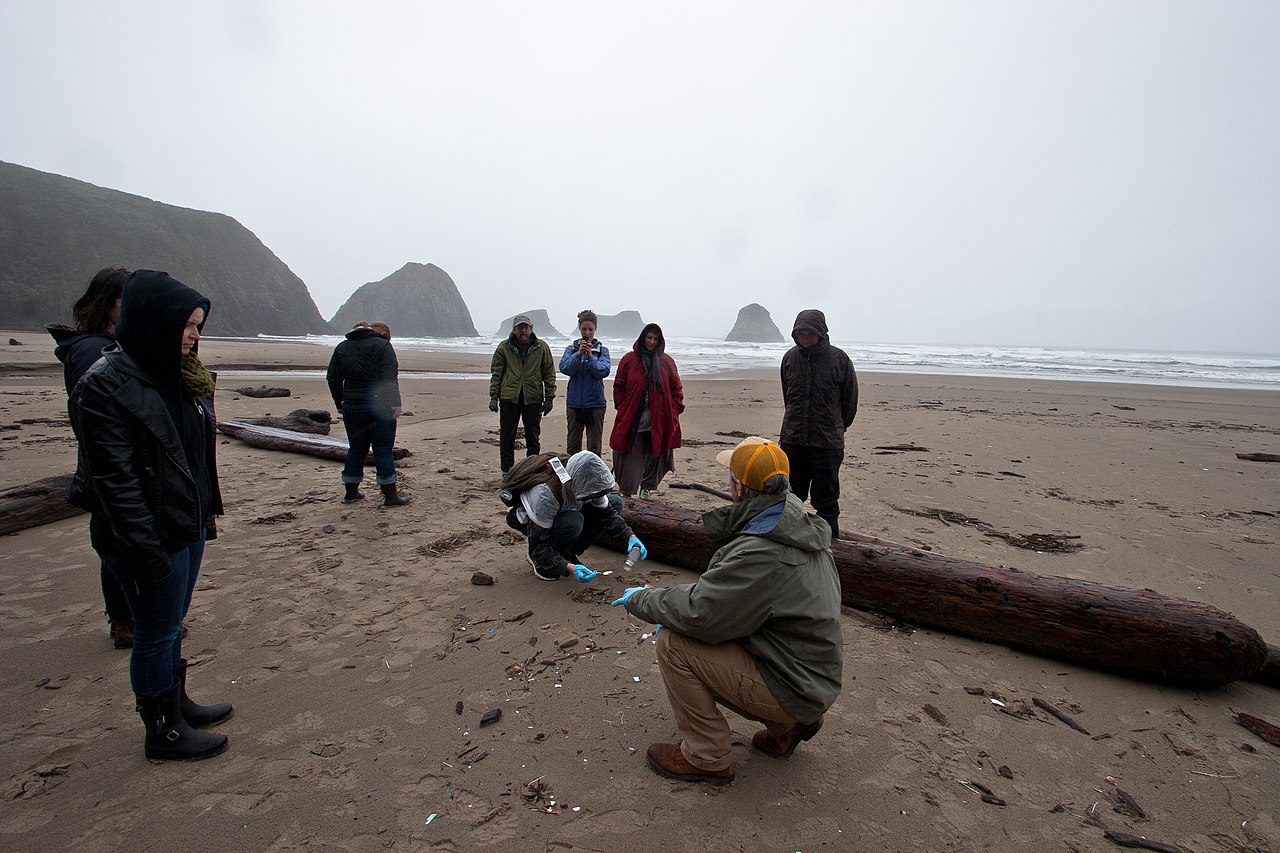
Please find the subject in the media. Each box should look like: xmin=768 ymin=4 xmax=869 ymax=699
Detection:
xmin=46 ymin=266 xmax=134 ymax=648
xmin=69 ymin=270 xmax=233 ymax=761
xmin=326 ymin=321 xmax=409 ymax=506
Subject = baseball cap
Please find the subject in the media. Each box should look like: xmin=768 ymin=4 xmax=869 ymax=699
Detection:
xmin=512 ymin=314 xmax=533 ymax=329
xmin=715 ymin=436 xmax=789 ymax=491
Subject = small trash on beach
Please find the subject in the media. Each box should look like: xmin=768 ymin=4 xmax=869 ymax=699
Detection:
xmin=424 ymin=812 xmax=439 ymax=825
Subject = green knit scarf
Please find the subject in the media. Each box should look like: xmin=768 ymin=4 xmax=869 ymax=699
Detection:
xmin=181 ymin=351 xmax=215 ymax=399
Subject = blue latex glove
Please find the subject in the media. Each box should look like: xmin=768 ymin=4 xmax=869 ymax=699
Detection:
xmin=654 ymin=625 xmax=662 ymax=635
xmin=611 ymin=586 xmax=645 ymax=607
xmin=571 ymin=564 xmax=598 ymax=583
xmin=626 ymin=535 xmax=648 ymax=561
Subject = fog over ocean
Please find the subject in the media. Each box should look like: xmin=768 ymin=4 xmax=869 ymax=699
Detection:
xmin=236 ymin=335 xmax=1280 ymax=390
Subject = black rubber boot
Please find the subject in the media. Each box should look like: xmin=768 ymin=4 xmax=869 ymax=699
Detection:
xmin=381 ymin=483 xmax=409 ymax=507
xmin=136 ymin=684 xmax=228 ymax=761
xmin=343 ymin=483 xmax=364 ymax=503
xmin=175 ymin=658 xmax=233 ymax=728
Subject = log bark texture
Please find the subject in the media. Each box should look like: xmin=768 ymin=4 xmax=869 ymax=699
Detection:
xmin=229 ymin=386 xmax=292 ymax=398
xmin=605 ymin=500 xmax=1269 ymax=688
xmin=236 ymin=408 xmax=332 ymax=435
xmin=0 ymin=474 xmax=83 ymax=536
xmin=217 ymin=421 xmax=410 ymax=462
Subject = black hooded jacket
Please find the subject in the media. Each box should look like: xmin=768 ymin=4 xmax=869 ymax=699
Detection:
xmin=68 ymin=270 xmax=224 ymax=582
xmin=779 ymin=309 xmax=859 ymax=449
xmin=326 ymin=326 xmax=402 ymax=412
xmin=47 ymin=324 xmax=115 ymax=397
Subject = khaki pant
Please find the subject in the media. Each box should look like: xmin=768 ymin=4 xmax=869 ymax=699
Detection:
xmin=655 ymin=629 xmax=797 ymax=771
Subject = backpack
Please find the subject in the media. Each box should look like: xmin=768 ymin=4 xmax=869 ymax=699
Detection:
xmin=499 ymin=452 xmax=570 ymax=507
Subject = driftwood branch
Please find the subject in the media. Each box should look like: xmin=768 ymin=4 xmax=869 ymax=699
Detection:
xmin=217 ymin=421 xmax=410 ymax=462
xmin=1236 ymin=452 xmax=1280 ymax=463
xmin=668 ymin=481 xmax=732 ymax=500
xmin=601 ymin=500 xmax=1270 ymax=687
xmin=0 ymin=474 xmax=83 ymax=536
xmin=228 ymin=386 xmax=291 ymax=398
xmin=235 ymin=408 xmax=332 ymax=435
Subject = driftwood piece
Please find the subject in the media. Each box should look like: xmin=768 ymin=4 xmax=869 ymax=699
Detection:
xmin=1253 ymin=644 xmax=1280 ymax=688
xmin=669 ymin=481 xmax=733 ymax=500
xmin=217 ymin=421 xmax=410 ymax=462
xmin=0 ymin=474 xmax=83 ymax=536
xmin=1233 ymin=711 xmax=1280 ymax=747
xmin=1103 ymin=832 xmax=1184 ymax=852
xmin=1032 ymin=697 xmax=1090 ymax=735
xmin=236 ymin=408 xmax=332 ymax=435
xmin=1236 ymin=452 xmax=1280 ymax=463
xmin=228 ymin=386 xmax=292 ymax=398
xmin=603 ymin=500 xmax=1269 ymax=687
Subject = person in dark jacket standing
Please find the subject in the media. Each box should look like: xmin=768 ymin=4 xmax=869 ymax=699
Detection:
xmin=47 ymin=266 xmax=135 ymax=648
xmin=559 ymin=309 xmax=610 ymax=456
xmin=609 ymin=323 xmax=684 ymax=498
xmin=327 ymin=322 xmax=409 ymax=506
xmin=779 ymin=309 xmax=858 ymax=539
xmin=612 ymin=437 xmax=843 ymax=784
xmin=489 ymin=314 xmax=556 ymax=475
xmin=69 ymin=270 xmax=232 ymax=761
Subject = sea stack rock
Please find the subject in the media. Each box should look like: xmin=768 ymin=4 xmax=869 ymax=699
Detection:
xmin=595 ymin=310 xmax=645 ymax=341
xmin=725 ymin=303 xmax=784 ymax=342
xmin=496 ymin=310 xmax=563 ymax=338
xmin=331 ymin=263 xmax=478 ymax=337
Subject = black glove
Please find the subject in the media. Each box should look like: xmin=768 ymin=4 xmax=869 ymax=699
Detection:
xmin=542 ymin=399 xmax=554 ymax=416
xmin=335 ymin=401 xmax=343 ymax=414
xmin=489 ymin=397 xmax=499 ymax=413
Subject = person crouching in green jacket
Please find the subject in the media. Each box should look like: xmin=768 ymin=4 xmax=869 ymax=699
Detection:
xmin=612 ymin=437 xmax=843 ymax=784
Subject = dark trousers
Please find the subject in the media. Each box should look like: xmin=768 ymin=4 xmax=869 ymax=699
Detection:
xmin=342 ymin=404 xmax=398 ymax=486
xmin=566 ymin=406 xmax=605 ymax=456
xmin=499 ymin=400 xmax=542 ymax=473
xmin=105 ymin=535 xmax=204 ymax=697
xmin=99 ymin=554 xmax=131 ymax=622
xmin=506 ymin=494 xmax=624 ymax=560
xmin=780 ymin=443 xmax=844 ymax=538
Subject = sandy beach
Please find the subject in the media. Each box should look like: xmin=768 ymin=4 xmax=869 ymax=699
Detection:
xmin=1 ymin=331 xmax=1277 ymax=853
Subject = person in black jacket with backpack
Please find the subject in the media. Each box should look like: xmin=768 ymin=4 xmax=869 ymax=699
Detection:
xmin=69 ymin=270 xmax=233 ymax=761
xmin=326 ymin=322 xmax=409 ymax=506
xmin=47 ymin=265 xmax=135 ymax=649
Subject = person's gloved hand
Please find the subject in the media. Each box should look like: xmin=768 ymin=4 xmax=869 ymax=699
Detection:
xmin=654 ymin=624 xmax=662 ymax=635
xmin=542 ymin=399 xmax=554 ymax=416
xmin=626 ymin=535 xmax=648 ymax=561
xmin=611 ymin=586 xmax=645 ymax=607
xmin=571 ymin=564 xmax=598 ymax=583
xmin=488 ymin=397 xmax=499 ymax=413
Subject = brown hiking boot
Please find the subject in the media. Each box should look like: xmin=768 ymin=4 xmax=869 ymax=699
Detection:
xmin=645 ymin=742 xmax=734 ymax=784
xmin=110 ymin=618 xmax=134 ymax=649
xmin=751 ymin=718 xmax=823 ymax=758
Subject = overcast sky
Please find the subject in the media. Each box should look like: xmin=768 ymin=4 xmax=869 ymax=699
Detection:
xmin=2 ymin=1 xmax=1277 ymax=352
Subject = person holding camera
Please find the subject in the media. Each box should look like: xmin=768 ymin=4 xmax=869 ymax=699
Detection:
xmin=559 ymin=309 xmax=611 ymax=456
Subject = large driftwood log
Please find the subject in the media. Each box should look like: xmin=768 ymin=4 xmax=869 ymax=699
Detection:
xmin=217 ymin=421 xmax=411 ymax=462
xmin=0 ymin=474 xmax=83 ymax=536
xmin=604 ymin=500 xmax=1269 ymax=688
xmin=236 ymin=408 xmax=332 ymax=435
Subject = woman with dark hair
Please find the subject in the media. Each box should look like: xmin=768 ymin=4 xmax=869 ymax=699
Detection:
xmin=609 ymin=323 xmax=685 ymax=498
xmin=69 ymin=269 xmax=232 ymax=761
xmin=47 ymin=266 xmax=134 ymax=648
xmin=559 ymin=309 xmax=611 ymax=455
xmin=326 ymin=321 xmax=409 ymax=506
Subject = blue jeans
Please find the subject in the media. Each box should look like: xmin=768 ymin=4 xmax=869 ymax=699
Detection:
xmin=105 ymin=535 xmax=204 ymax=697
xmin=780 ymin=444 xmax=844 ymax=538
xmin=342 ymin=404 xmax=398 ymax=486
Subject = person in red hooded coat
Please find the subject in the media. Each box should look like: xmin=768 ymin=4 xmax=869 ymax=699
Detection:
xmin=609 ymin=323 xmax=684 ymax=498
